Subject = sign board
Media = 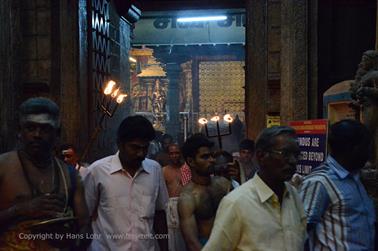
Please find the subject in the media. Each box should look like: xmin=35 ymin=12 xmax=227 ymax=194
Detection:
xmin=133 ymin=13 xmax=245 ymax=46
xmin=289 ymin=119 xmax=328 ymax=175
xmin=266 ymin=115 xmax=280 ymax=128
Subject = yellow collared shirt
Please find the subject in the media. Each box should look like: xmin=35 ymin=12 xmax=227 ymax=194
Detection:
xmin=203 ymin=174 xmax=306 ymax=251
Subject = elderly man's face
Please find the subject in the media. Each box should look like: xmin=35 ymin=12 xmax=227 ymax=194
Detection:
xmin=162 ymin=138 xmax=173 ymax=151
xmin=19 ymin=121 xmax=57 ymax=158
xmin=168 ymin=145 xmax=181 ymax=166
xmin=257 ymin=135 xmax=300 ymax=182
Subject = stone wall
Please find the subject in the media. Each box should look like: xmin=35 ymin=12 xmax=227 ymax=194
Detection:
xmin=0 ymin=0 xmax=54 ymax=153
xmin=82 ymin=0 xmax=133 ymax=162
xmin=280 ymin=0 xmax=308 ymax=123
xmin=245 ymin=0 xmax=318 ymax=137
xmin=0 ymin=0 xmax=22 ymax=152
xmin=0 ymin=0 xmax=134 ymax=162
xmin=245 ymin=0 xmax=269 ymax=139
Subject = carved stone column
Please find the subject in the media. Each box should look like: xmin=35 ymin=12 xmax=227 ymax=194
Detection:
xmin=376 ymin=0 xmax=378 ymax=50
xmin=154 ymin=46 xmax=189 ymax=141
xmin=0 ymin=0 xmax=22 ymax=152
xmin=280 ymin=0 xmax=308 ymax=123
xmin=165 ymin=62 xmax=181 ymax=141
xmin=245 ymin=0 xmax=268 ymax=139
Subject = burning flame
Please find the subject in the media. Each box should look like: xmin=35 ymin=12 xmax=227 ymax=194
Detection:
xmin=104 ymin=80 xmax=116 ymax=95
xmin=111 ymin=88 xmax=120 ymax=98
xmin=223 ymin=114 xmax=233 ymax=123
xmin=211 ymin=116 xmax=220 ymax=122
xmin=198 ymin=118 xmax=208 ymax=125
xmin=116 ymin=94 xmax=128 ymax=104
xmin=129 ymin=56 xmax=137 ymax=63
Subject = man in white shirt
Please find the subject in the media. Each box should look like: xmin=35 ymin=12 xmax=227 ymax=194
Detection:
xmin=84 ymin=115 xmax=169 ymax=251
xmin=203 ymin=126 xmax=306 ymax=251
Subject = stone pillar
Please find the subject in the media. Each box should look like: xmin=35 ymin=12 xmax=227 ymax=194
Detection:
xmin=165 ymin=63 xmax=181 ymax=141
xmin=80 ymin=1 xmax=139 ymax=162
xmin=376 ymin=0 xmax=378 ymax=50
xmin=280 ymin=0 xmax=308 ymax=123
xmin=57 ymin=0 xmax=82 ymax=147
xmin=0 ymin=0 xmax=22 ymax=152
xmin=245 ymin=0 xmax=269 ymax=139
xmin=78 ymin=0 xmax=89 ymax=152
xmin=308 ymin=0 xmax=318 ymax=119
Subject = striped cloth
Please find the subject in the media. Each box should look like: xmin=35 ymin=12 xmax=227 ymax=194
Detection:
xmin=300 ymin=155 xmax=375 ymax=251
xmin=180 ymin=163 xmax=192 ymax=186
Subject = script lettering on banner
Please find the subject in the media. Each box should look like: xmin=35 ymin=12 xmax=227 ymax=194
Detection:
xmin=288 ymin=119 xmax=328 ymax=175
xmin=133 ymin=13 xmax=246 ymax=46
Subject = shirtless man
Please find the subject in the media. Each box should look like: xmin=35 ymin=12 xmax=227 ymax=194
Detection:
xmin=163 ymin=144 xmax=187 ymax=251
xmin=0 ymin=97 xmax=91 ymax=250
xmin=178 ymin=134 xmax=231 ymax=251
xmin=155 ymin=134 xmax=174 ymax=166
xmin=163 ymin=144 xmax=185 ymax=197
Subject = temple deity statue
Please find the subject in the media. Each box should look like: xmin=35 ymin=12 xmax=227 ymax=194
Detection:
xmin=351 ymin=50 xmax=378 ymax=166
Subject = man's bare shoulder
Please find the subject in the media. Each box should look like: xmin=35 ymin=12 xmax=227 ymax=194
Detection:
xmin=180 ymin=182 xmax=195 ymax=196
xmin=178 ymin=183 xmax=196 ymax=214
xmin=211 ymin=176 xmax=231 ymax=190
xmin=180 ymin=182 xmax=211 ymax=205
xmin=212 ymin=175 xmax=229 ymax=183
xmin=163 ymin=165 xmax=179 ymax=177
xmin=0 ymin=151 xmax=18 ymax=167
xmin=162 ymin=165 xmax=172 ymax=174
xmin=0 ymin=151 xmax=18 ymax=177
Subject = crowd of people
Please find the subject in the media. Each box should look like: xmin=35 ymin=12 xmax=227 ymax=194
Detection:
xmin=0 ymin=96 xmax=375 ymax=251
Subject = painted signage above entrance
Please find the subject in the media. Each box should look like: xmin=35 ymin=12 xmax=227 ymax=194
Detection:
xmin=133 ymin=10 xmax=245 ymax=46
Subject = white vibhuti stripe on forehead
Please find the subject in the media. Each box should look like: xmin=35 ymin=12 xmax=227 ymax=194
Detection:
xmin=23 ymin=113 xmax=59 ymax=128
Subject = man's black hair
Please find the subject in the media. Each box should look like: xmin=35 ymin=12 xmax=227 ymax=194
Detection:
xmin=59 ymin=143 xmax=77 ymax=152
xmin=328 ymin=119 xmax=372 ymax=154
xmin=181 ymin=133 xmax=214 ymax=160
xmin=255 ymin=126 xmax=296 ymax=152
xmin=117 ymin=115 xmax=155 ymax=143
xmin=239 ymin=139 xmax=255 ymax=152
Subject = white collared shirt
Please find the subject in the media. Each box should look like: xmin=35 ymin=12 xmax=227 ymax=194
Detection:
xmin=203 ymin=174 xmax=306 ymax=251
xmin=84 ymin=153 xmax=169 ymax=251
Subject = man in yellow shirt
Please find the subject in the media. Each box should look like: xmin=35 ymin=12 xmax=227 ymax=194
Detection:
xmin=203 ymin=126 xmax=306 ymax=251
